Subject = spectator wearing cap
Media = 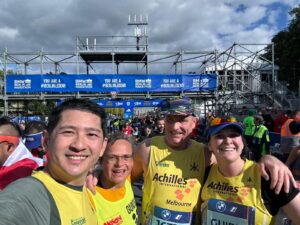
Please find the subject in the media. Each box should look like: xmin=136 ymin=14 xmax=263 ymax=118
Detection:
xmin=24 ymin=121 xmax=48 ymax=166
xmin=252 ymin=115 xmax=270 ymax=161
xmin=0 ymin=117 xmax=43 ymax=190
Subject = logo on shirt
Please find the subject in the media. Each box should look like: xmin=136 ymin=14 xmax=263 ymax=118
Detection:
xmin=207 ymin=181 xmax=239 ymax=194
xmin=152 ymin=173 xmax=188 ymax=185
xmin=104 ymin=215 xmax=123 ymax=225
xmin=155 ymin=161 xmax=170 ymax=168
xmin=190 ymin=162 xmax=199 ymax=171
xmin=71 ymin=217 xmax=86 ymax=225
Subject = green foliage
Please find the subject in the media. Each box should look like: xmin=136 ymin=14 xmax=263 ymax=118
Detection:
xmin=263 ymin=4 xmax=300 ymax=92
xmin=27 ymin=100 xmax=56 ymax=116
xmin=0 ymin=69 xmax=14 ymax=76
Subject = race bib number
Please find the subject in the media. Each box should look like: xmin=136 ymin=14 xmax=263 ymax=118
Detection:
xmin=202 ymin=199 xmax=255 ymax=225
xmin=148 ymin=205 xmax=194 ymax=225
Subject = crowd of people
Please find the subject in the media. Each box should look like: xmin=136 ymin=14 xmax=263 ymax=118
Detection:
xmin=0 ymin=97 xmax=299 ymax=225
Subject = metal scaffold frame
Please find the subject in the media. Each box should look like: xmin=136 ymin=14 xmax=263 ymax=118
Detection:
xmin=0 ymin=34 xmax=280 ymax=116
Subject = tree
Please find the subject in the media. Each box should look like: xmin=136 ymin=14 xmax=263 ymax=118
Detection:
xmin=263 ymin=4 xmax=300 ymax=92
xmin=27 ymin=100 xmax=56 ymax=116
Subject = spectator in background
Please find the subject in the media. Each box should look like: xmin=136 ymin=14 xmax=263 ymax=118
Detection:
xmin=243 ymin=109 xmax=255 ymax=148
xmin=24 ymin=121 xmax=48 ymax=166
xmin=19 ymin=120 xmax=26 ymax=136
xmin=280 ymin=110 xmax=300 ymax=162
xmin=252 ymin=115 xmax=270 ymax=161
xmin=122 ymin=121 xmax=132 ymax=137
xmin=132 ymin=126 xmax=141 ymax=142
xmin=139 ymin=125 xmax=153 ymax=142
xmin=153 ymin=117 xmax=165 ymax=136
xmin=0 ymin=117 xmax=43 ymax=190
xmin=204 ymin=110 xmax=215 ymax=136
xmin=273 ymin=109 xmax=289 ymax=133
xmin=261 ymin=108 xmax=274 ymax=132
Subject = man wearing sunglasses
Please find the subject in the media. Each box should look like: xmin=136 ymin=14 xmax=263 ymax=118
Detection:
xmin=131 ymin=97 xmax=297 ymax=225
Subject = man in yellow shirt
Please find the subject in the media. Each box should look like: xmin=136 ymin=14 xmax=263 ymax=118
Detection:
xmin=0 ymin=98 xmax=108 ymax=225
xmin=91 ymin=132 xmax=138 ymax=225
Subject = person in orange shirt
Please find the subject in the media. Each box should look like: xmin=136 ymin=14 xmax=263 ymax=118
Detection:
xmin=280 ymin=110 xmax=300 ymax=161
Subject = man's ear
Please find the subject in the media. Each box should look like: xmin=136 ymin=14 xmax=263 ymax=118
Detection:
xmin=42 ymin=130 xmax=49 ymax=150
xmin=99 ymin=137 xmax=108 ymax=158
xmin=6 ymin=143 xmax=16 ymax=156
xmin=192 ymin=117 xmax=197 ymax=129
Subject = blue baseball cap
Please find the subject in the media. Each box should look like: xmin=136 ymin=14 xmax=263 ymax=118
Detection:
xmin=24 ymin=132 xmax=43 ymax=150
xmin=207 ymin=117 xmax=244 ymax=140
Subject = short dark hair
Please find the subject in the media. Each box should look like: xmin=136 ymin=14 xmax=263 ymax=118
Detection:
xmin=0 ymin=117 xmax=22 ymax=137
xmin=47 ymin=98 xmax=107 ymax=137
xmin=25 ymin=121 xmax=46 ymax=135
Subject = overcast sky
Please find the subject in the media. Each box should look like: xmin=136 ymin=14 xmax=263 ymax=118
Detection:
xmin=0 ymin=0 xmax=299 ymax=54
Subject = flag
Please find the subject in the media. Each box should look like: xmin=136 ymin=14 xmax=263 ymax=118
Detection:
xmin=0 ymin=141 xmax=43 ymax=190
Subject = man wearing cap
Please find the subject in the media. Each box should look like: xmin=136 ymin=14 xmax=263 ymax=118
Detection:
xmin=131 ymin=97 xmax=297 ymax=225
xmin=132 ymin=97 xmax=204 ymax=225
xmin=24 ymin=121 xmax=48 ymax=165
xmin=0 ymin=117 xmax=43 ymax=190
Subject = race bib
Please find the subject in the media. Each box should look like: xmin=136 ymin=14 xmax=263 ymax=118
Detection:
xmin=148 ymin=205 xmax=194 ymax=225
xmin=202 ymin=199 xmax=255 ymax=225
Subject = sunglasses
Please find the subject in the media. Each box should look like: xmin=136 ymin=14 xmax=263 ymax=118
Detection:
xmin=210 ymin=117 xmax=238 ymax=126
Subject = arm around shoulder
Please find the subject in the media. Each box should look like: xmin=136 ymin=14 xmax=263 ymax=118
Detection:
xmin=282 ymin=192 xmax=300 ymax=225
xmin=285 ymin=145 xmax=300 ymax=167
xmin=131 ymin=138 xmax=151 ymax=183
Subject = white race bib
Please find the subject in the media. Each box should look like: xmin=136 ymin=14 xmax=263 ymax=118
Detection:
xmin=201 ymin=199 xmax=255 ymax=225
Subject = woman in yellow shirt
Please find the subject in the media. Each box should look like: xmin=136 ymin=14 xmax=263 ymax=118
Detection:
xmin=201 ymin=117 xmax=300 ymax=225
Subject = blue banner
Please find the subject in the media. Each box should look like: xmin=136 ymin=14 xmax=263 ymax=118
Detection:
xmin=95 ymin=99 xmax=163 ymax=108
xmin=6 ymin=74 xmax=217 ymax=93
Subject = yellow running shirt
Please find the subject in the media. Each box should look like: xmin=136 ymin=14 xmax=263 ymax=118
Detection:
xmin=33 ymin=171 xmax=97 ymax=225
xmin=201 ymin=160 xmax=273 ymax=225
xmin=142 ymin=136 xmax=205 ymax=225
xmin=91 ymin=179 xmax=138 ymax=225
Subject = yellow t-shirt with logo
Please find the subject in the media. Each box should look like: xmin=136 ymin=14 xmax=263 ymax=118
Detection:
xmin=33 ymin=171 xmax=97 ymax=225
xmin=201 ymin=160 xmax=273 ymax=225
xmin=91 ymin=178 xmax=138 ymax=225
xmin=142 ymin=136 xmax=205 ymax=225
